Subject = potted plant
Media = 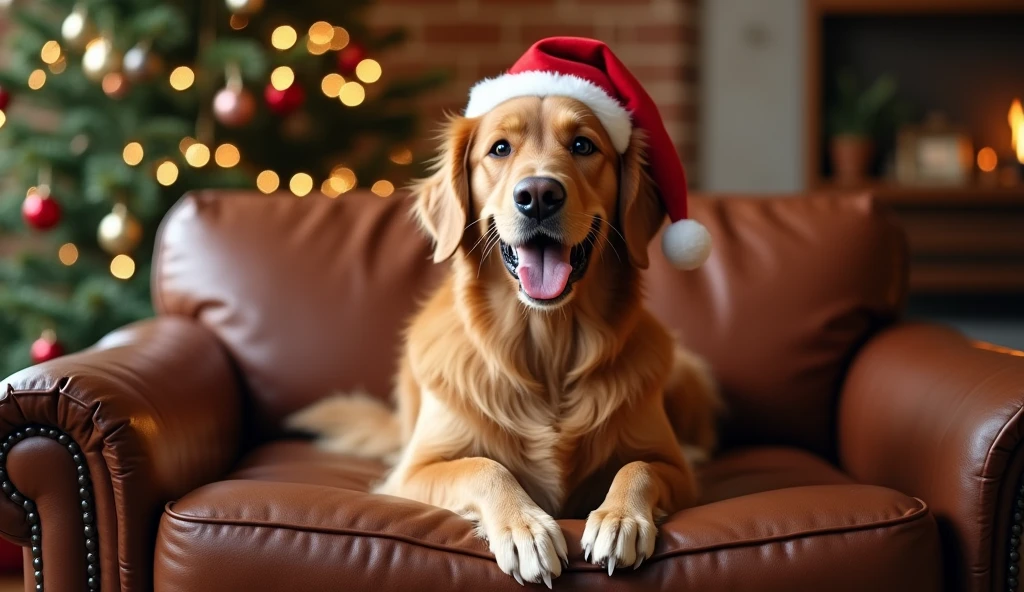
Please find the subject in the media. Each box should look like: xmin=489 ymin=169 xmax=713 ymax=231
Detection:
xmin=827 ymin=71 xmax=899 ymax=185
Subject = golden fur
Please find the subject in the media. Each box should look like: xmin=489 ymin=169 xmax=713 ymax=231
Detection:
xmin=288 ymin=96 xmax=721 ymax=586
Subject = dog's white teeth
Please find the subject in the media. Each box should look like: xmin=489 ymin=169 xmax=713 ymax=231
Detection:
xmin=542 ymin=573 xmax=553 ymax=589
xmin=607 ymin=557 xmax=616 ymax=576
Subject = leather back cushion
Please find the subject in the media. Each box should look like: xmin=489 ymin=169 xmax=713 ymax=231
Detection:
xmin=155 ymin=191 xmax=907 ymax=452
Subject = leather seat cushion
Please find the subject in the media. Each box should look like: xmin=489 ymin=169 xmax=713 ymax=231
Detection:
xmin=154 ymin=441 xmax=941 ymax=591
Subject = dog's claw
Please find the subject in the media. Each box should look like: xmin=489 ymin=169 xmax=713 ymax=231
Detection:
xmin=542 ymin=573 xmax=553 ymax=589
xmin=634 ymin=556 xmax=644 ymax=570
xmin=514 ymin=572 xmax=524 ymax=586
xmin=561 ymin=556 xmax=569 ymax=569
xmin=607 ymin=557 xmax=616 ymax=576
xmin=583 ymin=546 xmax=591 ymax=562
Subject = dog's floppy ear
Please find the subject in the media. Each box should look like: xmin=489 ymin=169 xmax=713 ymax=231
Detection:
xmin=412 ymin=115 xmax=478 ymax=263
xmin=617 ymin=132 xmax=666 ymax=269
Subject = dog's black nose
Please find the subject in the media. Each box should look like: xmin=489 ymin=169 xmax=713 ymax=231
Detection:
xmin=513 ymin=177 xmax=566 ymax=221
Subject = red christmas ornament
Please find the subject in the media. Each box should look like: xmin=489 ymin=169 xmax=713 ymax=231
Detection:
xmin=264 ymin=82 xmax=305 ymax=116
xmin=213 ymin=86 xmax=257 ymax=127
xmin=0 ymin=85 xmax=10 ymax=111
xmin=22 ymin=190 xmax=62 ymax=230
xmin=337 ymin=43 xmax=366 ymax=75
xmin=30 ymin=331 xmax=65 ymax=364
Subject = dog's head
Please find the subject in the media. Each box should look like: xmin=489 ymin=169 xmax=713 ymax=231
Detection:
xmin=413 ymin=96 xmax=665 ymax=310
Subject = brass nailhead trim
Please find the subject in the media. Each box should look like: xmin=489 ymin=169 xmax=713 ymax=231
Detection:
xmin=0 ymin=426 xmax=98 ymax=592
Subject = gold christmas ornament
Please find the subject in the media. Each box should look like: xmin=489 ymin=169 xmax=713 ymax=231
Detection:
xmin=82 ymin=37 xmax=119 ymax=82
xmin=97 ymin=203 xmax=143 ymax=255
xmin=225 ymin=0 xmax=263 ymax=15
xmin=122 ymin=43 xmax=163 ymax=82
xmin=61 ymin=5 xmax=95 ymax=49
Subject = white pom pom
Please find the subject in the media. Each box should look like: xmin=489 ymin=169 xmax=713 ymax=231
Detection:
xmin=661 ymin=219 xmax=711 ymax=270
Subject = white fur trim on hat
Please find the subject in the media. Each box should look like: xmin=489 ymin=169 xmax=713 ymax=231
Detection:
xmin=465 ymin=71 xmax=633 ymax=153
xmin=662 ymin=219 xmax=712 ymax=270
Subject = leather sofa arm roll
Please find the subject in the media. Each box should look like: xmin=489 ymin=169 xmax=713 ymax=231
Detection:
xmin=0 ymin=317 xmax=244 ymax=592
xmin=838 ymin=322 xmax=1024 ymax=592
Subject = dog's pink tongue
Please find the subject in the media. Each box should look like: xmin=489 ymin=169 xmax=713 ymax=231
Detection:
xmin=516 ymin=243 xmax=573 ymax=300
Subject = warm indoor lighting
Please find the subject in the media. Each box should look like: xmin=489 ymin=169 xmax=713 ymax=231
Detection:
xmin=123 ymin=142 xmax=144 ymax=166
xmin=271 ymin=25 xmax=297 ymax=50
xmin=321 ymin=73 xmax=345 ymax=97
xmin=40 ymin=40 xmax=62 ymax=65
xmin=309 ymin=21 xmax=334 ymax=44
xmin=290 ymin=173 xmax=314 ymax=196
xmin=110 ymin=254 xmax=136 ymax=280
xmin=270 ymin=66 xmax=295 ymax=91
xmin=389 ymin=147 xmax=413 ymax=165
xmin=1010 ymin=99 xmax=1024 ymax=165
xmin=371 ymin=180 xmax=395 ymax=197
xmin=330 ymin=27 xmax=350 ymax=50
xmin=215 ymin=143 xmax=241 ymax=168
xmin=229 ymin=14 xmax=248 ymax=30
xmin=179 ymin=136 xmax=196 ymax=154
xmin=330 ymin=166 xmax=357 ymax=192
xmin=257 ymin=170 xmax=280 ymax=193
xmin=28 ymin=69 xmax=46 ymax=90
xmin=170 ymin=66 xmax=195 ymax=91
xmin=0 ymin=111 xmax=6 ymax=130
xmin=977 ymin=147 xmax=998 ymax=173
xmin=58 ymin=243 xmax=78 ymax=266
xmin=48 ymin=56 xmax=67 ymax=74
xmin=321 ymin=179 xmax=341 ymax=198
xmin=156 ymin=160 xmax=179 ymax=186
xmin=339 ymin=81 xmax=365 ymax=106
xmin=185 ymin=143 xmax=211 ymax=167
xmin=355 ymin=59 xmax=381 ymax=83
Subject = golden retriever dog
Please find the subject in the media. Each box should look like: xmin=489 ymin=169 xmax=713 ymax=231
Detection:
xmin=288 ymin=95 xmax=721 ymax=587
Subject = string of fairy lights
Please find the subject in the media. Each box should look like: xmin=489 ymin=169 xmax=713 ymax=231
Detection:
xmin=0 ymin=3 xmax=413 ymax=287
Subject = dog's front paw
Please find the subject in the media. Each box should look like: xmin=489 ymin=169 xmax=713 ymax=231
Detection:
xmin=482 ymin=506 xmax=568 ymax=587
xmin=581 ymin=505 xmax=657 ymax=575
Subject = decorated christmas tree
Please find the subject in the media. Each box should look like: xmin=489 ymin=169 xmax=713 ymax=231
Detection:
xmin=0 ymin=0 xmax=443 ymax=375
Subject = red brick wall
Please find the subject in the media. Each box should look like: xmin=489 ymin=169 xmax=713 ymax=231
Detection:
xmin=366 ymin=0 xmax=700 ymax=177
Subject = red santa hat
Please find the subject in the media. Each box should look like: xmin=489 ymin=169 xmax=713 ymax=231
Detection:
xmin=464 ymin=37 xmax=711 ymax=270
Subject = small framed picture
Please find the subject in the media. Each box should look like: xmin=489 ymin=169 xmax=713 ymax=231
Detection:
xmin=895 ymin=116 xmax=974 ymax=186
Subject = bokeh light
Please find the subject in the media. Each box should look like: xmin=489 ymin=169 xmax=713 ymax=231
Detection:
xmin=978 ymin=147 xmax=998 ymax=173
xmin=110 ymin=254 xmax=136 ymax=280
xmin=389 ymin=147 xmax=413 ymax=165
xmin=48 ymin=56 xmax=67 ymax=74
xmin=321 ymin=179 xmax=341 ymax=198
xmin=58 ymin=243 xmax=78 ymax=266
xmin=321 ymin=73 xmax=345 ymax=97
xmin=170 ymin=66 xmax=195 ymax=91
xmin=270 ymin=66 xmax=295 ymax=91
xmin=339 ymin=81 xmax=365 ymax=106
xmin=271 ymin=26 xmax=297 ymax=50
xmin=28 ymin=69 xmax=47 ymax=90
xmin=156 ymin=160 xmax=179 ymax=186
xmin=257 ymin=170 xmax=280 ymax=193
xmin=185 ymin=143 xmax=211 ymax=167
xmin=123 ymin=142 xmax=144 ymax=166
xmin=355 ymin=59 xmax=381 ymax=84
xmin=330 ymin=27 xmax=350 ymax=50
xmin=309 ymin=21 xmax=334 ymax=44
xmin=289 ymin=173 xmax=314 ymax=197
xmin=179 ymin=136 xmax=196 ymax=154
xmin=330 ymin=166 xmax=357 ymax=193
xmin=229 ymin=14 xmax=248 ymax=30
xmin=0 ymin=111 xmax=6 ymax=130
xmin=215 ymin=143 xmax=241 ymax=168
xmin=40 ymin=41 xmax=62 ymax=65
xmin=371 ymin=180 xmax=395 ymax=197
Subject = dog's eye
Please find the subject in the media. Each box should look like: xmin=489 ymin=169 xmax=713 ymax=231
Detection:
xmin=571 ymin=137 xmax=595 ymax=156
xmin=489 ymin=140 xmax=512 ymax=158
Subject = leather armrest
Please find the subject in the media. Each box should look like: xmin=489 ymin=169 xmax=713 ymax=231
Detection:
xmin=0 ymin=317 xmax=243 ymax=592
xmin=838 ymin=322 xmax=1024 ymax=592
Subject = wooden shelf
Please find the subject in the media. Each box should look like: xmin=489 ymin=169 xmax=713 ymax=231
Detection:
xmin=810 ymin=181 xmax=1024 ymax=206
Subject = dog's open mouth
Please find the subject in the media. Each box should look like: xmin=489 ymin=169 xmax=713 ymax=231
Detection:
xmin=499 ymin=218 xmax=601 ymax=303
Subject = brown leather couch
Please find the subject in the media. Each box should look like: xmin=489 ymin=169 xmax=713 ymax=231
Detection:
xmin=2 ymin=189 xmax=1023 ymax=592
